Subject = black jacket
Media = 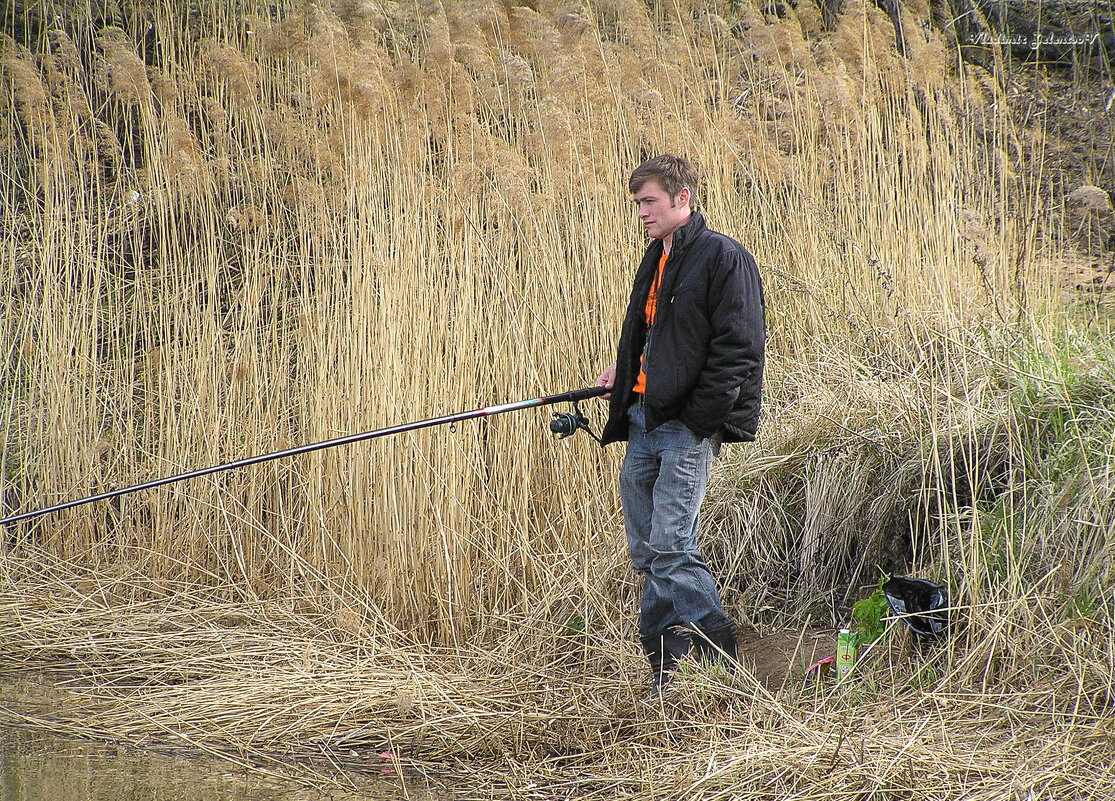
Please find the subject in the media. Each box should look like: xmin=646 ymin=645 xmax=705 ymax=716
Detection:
xmin=600 ymin=211 xmax=765 ymax=445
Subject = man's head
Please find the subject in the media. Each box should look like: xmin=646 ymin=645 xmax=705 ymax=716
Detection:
xmin=629 ymin=154 xmax=698 ymax=242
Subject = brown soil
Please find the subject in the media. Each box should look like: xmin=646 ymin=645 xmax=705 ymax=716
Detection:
xmin=1010 ymin=66 xmax=1115 ymax=295
xmin=735 ymin=627 xmax=835 ymax=688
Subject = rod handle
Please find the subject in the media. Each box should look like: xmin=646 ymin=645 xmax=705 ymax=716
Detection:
xmin=544 ymin=386 xmax=608 ymax=404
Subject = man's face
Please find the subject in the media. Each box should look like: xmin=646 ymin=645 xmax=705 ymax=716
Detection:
xmin=632 ymin=180 xmax=690 ymax=240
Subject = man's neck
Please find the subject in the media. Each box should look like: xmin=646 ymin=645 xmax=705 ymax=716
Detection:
xmin=661 ymin=211 xmax=691 ymax=255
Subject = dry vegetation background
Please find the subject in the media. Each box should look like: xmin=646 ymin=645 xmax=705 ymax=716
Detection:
xmin=2 ymin=0 xmax=1115 ymax=798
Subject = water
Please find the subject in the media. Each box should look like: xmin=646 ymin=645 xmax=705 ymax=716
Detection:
xmin=0 ymin=725 xmax=315 ymax=801
xmin=0 ymin=674 xmax=457 ymax=801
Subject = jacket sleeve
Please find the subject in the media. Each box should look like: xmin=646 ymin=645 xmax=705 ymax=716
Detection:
xmin=681 ymin=247 xmax=765 ymax=438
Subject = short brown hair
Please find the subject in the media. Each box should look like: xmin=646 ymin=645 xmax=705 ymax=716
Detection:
xmin=628 ymin=154 xmax=699 ymax=207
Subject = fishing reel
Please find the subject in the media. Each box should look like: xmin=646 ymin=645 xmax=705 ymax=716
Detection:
xmin=550 ymin=400 xmax=600 ymax=443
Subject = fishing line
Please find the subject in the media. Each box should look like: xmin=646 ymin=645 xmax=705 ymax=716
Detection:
xmin=0 ymin=386 xmax=606 ymax=527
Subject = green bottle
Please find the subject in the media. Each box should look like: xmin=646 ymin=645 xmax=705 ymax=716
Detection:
xmin=836 ymin=628 xmax=856 ymax=680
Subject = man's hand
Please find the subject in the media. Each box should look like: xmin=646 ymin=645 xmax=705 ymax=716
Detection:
xmin=596 ymin=363 xmax=616 ymax=400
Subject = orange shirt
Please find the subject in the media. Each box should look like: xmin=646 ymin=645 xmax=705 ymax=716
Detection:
xmin=632 ymin=250 xmax=668 ymax=395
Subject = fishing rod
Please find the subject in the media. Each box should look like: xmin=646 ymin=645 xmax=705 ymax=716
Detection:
xmin=0 ymin=386 xmax=607 ymax=527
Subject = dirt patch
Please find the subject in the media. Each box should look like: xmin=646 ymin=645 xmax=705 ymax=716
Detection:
xmin=1057 ymin=251 xmax=1115 ymax=296
xmin=1009 ymin=66 xmax=1115 ymax=294
xmin=735 ymin=628 xmax=834 ymax=688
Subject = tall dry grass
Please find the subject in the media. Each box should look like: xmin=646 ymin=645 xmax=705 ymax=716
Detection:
xmin=1 ymin=0 xmax=1052 ymax=641
xmin=2 ymin=546 xmax=1113 ymax=798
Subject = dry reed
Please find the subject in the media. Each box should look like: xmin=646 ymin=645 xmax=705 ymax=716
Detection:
xmin=2 ymin=548 xmax=1112 ymax=798
xmin=1 ymin=0 xmax=1049 ymax=637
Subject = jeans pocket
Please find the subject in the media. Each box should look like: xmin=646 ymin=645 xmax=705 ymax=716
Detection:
xmin=657 ymin=419 xmax=701 ymax=452
xmin=627 ymin=402 xmax=646 ymax=432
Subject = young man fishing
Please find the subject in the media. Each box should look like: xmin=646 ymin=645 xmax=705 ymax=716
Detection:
xmin=596 ymin=154 xmax=765 ymax=697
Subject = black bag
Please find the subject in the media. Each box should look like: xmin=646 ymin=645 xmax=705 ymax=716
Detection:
xmin=883 ymin=576 xmax=949 ymax=638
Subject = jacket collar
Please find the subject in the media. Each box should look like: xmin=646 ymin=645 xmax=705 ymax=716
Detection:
xmin=665 ymin=210 xmax=706 ymax=259
xmin=635 ymin=210 xmax=708 ymax=289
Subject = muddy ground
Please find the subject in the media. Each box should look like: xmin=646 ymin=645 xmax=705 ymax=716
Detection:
xmin=1015 ymin=65 xmax=1115 ymax=296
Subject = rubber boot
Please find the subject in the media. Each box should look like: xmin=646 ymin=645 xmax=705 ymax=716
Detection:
xmin=691 ymin=620 xmax=739 ymax=672
xmin=640 ymin=628 xmax=692 ymax=698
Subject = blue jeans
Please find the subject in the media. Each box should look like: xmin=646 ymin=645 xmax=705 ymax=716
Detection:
xmin=621 ymin=403 xmax=731 ymax=640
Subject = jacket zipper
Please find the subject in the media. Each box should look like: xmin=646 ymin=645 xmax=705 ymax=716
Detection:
xmin=642 ymin=324 xmax=654 ymax=428
xmin=641 ymin=248 xmax=673 ymax=430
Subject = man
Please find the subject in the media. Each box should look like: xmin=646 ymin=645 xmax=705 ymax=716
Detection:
xmin=596 ymin=154 xmax=765 ymax=697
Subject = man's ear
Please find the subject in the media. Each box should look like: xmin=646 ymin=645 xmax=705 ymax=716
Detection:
xmin=673 ymin=186 xmax=690 ymax=209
